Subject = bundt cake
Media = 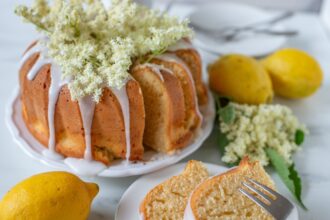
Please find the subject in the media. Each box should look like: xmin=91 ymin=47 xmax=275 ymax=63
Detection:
xmin=20 ymin=45 xmax=145 ymax=165
xmin=16 ymin=0 xmax=208 ymax=173
xmin=140 ymin=160 xmax=209 ymax=220
xmin=184 ymin=158 xmax=275 ymax=220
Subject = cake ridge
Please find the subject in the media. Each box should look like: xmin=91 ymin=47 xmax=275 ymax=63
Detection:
xmin=111 ymin=83 xmax=132 ymax=163
xmin=20 ymin=39 xmax=136 ymax=174
xmin=19 ymin=35 xmax=207 ymax=175
xmin=155 ymin=53 xmax=203 ymax=122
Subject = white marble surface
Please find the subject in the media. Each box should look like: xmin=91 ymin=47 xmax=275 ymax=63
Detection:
xmin=1 ymin=1 xmax=330 ymax=219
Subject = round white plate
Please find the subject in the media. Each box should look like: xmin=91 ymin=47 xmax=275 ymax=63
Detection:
xmin=6 ymin=87 xmax=215 ymax=177
xmin=116 ymin=162 xmax=299 ymax=220
xmin=190 ymin=2 xmax=288 ymax=57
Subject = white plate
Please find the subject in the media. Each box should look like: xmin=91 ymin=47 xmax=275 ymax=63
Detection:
xmin=116 ymin=162 xmax=299 ymax=220
xmin=6 ymin=87 xmax=215 ymax=177
xmin=190 ymin=2 xmax=288 ymax=57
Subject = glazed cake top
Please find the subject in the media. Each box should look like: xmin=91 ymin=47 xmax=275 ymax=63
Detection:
xmin=15 ymin=0 xmax=193 ymax=101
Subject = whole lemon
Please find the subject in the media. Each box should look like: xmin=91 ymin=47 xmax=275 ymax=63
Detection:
xmin=0 ymin=171 xmax=99 ymax=220
xmin=262 ymin=48 xmax=323 ymax=98
xmin=208 ymin=54 xmax=273 ymax=104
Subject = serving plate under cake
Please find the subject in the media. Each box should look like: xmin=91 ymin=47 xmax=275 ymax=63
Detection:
xmin=115 ymin=162 xmax=299 ymax=220
xmin=6 ymin=87 xmax=215 ymax=177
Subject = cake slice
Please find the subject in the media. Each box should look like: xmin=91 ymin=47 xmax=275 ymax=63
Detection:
xmin=168 ymin=39 xmax=208 ymax=105
xmin=174 ymin=51 xmax=208 ymax=106
xmin=151 ymin=54 xmax=202 ymax=133
xmin=184 ymin=158 xmax=275 ymax=220
xmin=131 ymin=64 xmax=191 ymax=153
xmin=140 ymin=160 xmax=209 ymax=220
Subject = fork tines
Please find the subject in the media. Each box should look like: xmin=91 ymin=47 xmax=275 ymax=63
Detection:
xmin=239 ymin=178 xmax=294 ymax=220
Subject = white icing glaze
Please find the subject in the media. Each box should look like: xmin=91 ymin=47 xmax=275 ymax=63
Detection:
xmin=42 ymin=148 xmax=63 ymax=160
xmin=64 ymin=157 xmax=106 ymax=176
xmin=155 ymin=53 xmax=203 ymax=122
xmin=78 ymin=95 xmax=96 ymax=161
xmin=63 ymin=95 xmax=107 ymax=175
xmin=138 ymin=63 xmax=176 ymax=81
xmin=20 ymin=42 xmax=41 ymax=67
xmin=21 ymin=39 xmax=65 ymax=159
xmin=27 ymin=56 xmax=52 ymax=80
xmin=21 ymin=38 xmax=202 ymax=176
xmin=112 ymin=82 xmax=131 ymax=164
xmin=21 ymin=38 xmax=109 ymax=176
xmin=19 ymin=39 xmax=51 ymax=81
xmin=167 ymin=39 xmax=194 ymax=51
xmin=42 ymin=63 xmax=67 ymax=160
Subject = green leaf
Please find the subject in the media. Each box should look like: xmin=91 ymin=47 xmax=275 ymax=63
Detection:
xmin=217 ymin=131 xmax=229 ymax=155
xmin=288 ymin=164 xmax=307 ymax=210
xmin=142 ymin=47 xmax=168 ymax=64
xmin=295 ymin=129 xmax=305 ymax=146
xmin=226 ymin=161 xmax=239 ymax=167
xmin=219 ymin=104 xmax=235 ymax=124
xmin=266 ymin=148 xmax=307 ymax=210
xmin=214 ymin=94 xmax=231 ymax=109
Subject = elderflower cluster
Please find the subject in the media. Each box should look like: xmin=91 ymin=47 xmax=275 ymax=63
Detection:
xmin=15 ymin=0 xmax=193 ymax=101
xmin=220 ymin=103 xmax=308 ymax=166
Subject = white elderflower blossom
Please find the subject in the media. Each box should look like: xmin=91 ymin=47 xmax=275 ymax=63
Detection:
xmin=15 ymin=0 xmax=193 ymax=101
xmin=220 ymin=103 xmax=308 ymax=166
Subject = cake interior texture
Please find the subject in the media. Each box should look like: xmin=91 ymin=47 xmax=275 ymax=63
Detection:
xmin=140 ymin=160 xmax=209 ymax=220
xmin=188 ymin=158 xmax=275 ymax=220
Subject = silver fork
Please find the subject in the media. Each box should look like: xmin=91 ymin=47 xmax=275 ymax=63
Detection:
xmin=239 ymin=178 xmax=294 ymax=220
xmin=190 ymin=11 xmax=297 ymax=41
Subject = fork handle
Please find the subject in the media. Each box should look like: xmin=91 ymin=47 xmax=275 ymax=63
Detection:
xmin=254 ymin=29 xmax=298 ymax=36
xmin=232 ymin=11 xmax=294 ymax=32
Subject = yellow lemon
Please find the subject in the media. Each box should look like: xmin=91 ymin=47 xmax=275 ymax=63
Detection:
xmin=0 ymin=171 xmax=99 ymax=220
xmin=208 ymin=54 xmax=273 ymax=104
xmin=262 ymin=48 xmax=323 ymax=98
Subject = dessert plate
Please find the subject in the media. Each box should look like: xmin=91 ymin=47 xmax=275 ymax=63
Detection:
xmin=115 ymin=162 xmax=299 ymax=220
xmin=6 ymin=87 xmax=215 ymax=177
xmin=190 ymin=2 xmax=288 ymax=57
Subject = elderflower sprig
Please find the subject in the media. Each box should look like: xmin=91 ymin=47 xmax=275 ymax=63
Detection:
xmin=218 ymin=102 xmax=308 ymax=166
xmin=15 ymin=0 xmax=193 ymax=101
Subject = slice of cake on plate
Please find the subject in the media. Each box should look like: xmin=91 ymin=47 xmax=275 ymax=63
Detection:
xmin=140 ymin=160 xmax=209 ymax=220
xmin=184 ymin=157 xmax=275 ymax=220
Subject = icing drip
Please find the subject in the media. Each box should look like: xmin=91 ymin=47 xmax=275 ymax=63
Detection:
xmin=112 ymin=82 xmax=131 ymax=164
xmin=21 ymin=39 xmax=107 ymax=175
xmin=20 ymin=42 xmax=42 ymax=67
xmin=155 ymin=53 xmax=203 ymax=121
xmin=167 ymin=39 xmax=194 ymax=51
xmin=64 ymin=96 xmax=107 ymax=175
xmin=20 ymin=39 xmax=51 ymax=81
xmin=139 ymin=63 xmax=169 ymax=81
xmin=21 ymin=40 xmax=64 ymax=159
xmin=27 ymin=55 xmax=52 ymax=80
xmin=64 ymin=158 xmax=107 ymax=176
xmin=43 ymin=64 xmax=68 ymax=160
xmin=78 ymin=95 xmax=96 ymax=160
